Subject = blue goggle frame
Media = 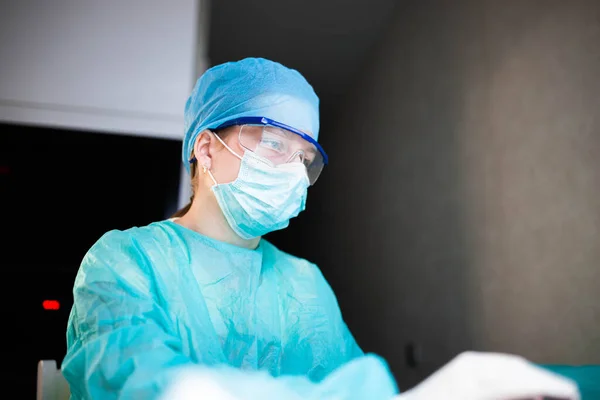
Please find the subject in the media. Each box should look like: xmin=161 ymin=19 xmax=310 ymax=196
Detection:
xmin=215 ymin=116 xmax=328 ymax=165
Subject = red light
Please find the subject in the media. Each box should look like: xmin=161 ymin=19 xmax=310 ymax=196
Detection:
xmin=43 ymin=300 xmax=60 ymax=310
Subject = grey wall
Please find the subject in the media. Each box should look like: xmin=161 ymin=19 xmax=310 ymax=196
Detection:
xmin=319 ymin=0 xmax=600 ymax=389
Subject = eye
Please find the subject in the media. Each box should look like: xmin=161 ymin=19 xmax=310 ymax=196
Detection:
xmin=261 ymin=138 xmax=284 ymax=152
xmin=260 ymin=132 xmax=287 ymax=153
xmin=302 ymin=149 xmax=317 ymax=166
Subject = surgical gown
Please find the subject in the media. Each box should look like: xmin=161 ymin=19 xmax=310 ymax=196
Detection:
xmin=62 ymin=220 xmax=395 ymax=399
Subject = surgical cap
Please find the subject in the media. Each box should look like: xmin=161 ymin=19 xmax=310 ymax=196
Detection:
xmin=182 ymin=57 xmax=320 ymax=172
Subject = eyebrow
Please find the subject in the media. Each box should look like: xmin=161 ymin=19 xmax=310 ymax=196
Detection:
xmin=265 ymin=126 xmax=318 ymax=154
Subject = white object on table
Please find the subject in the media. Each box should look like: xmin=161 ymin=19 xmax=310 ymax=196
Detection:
xmin=394 ymin=351 xmax=580 ymax=400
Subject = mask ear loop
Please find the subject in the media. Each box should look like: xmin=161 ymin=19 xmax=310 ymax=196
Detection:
xmin=213 ymin=129 xmax=243 ymax=161
xmin=202 ymin=129 xmax=243 ymax=186
xmin=204 ymin=164 xmax=218 ymax=186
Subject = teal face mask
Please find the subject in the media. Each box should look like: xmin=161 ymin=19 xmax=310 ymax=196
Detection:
xmin=206 ymin=134 xmax=310 ymax=240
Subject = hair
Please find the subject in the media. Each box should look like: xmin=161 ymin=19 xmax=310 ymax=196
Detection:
xmin=170 ymin=127 xmax=234 ymax=218
xmin=170 ymin=157 xmax=199 ymax=218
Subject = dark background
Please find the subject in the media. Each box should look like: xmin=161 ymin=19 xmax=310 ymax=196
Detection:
xmin=1 ymin=124 xmax=182 ymax=393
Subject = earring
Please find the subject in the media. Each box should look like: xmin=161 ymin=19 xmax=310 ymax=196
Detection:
xmin=203 ymin=166 xmax=208 ymax=174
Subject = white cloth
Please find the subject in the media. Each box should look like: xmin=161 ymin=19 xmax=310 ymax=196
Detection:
xmin=395 ymin=352 xmax=579 ymax=400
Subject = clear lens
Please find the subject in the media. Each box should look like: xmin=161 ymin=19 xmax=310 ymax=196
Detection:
xmin=239 ymin=125 xmax=324 ymax=185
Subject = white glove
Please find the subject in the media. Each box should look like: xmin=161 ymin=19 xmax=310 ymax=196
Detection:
xmin=393 ymin=351 xmax=580 ymax=400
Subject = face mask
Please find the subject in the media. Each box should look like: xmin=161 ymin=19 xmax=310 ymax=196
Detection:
xmin=205 ymin=133 xmax=310 ymax=240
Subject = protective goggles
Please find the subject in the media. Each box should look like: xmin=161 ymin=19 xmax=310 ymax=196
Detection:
xmin=215 ymin=117 xmax=328 ymax=185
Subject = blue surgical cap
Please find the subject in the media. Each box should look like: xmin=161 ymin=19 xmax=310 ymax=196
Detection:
xmin=182 ymin=57 xmax=320 ymax=172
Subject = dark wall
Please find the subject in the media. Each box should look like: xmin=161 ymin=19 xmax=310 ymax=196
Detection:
xmin=206 ymin=0 xmax=398 ymax=124
xmin=1 ymin=123 xmax=181 ymax=396
xmin=309 ymin=0 xmax=600 ymax=390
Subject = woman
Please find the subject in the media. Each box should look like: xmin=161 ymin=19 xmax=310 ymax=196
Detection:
xmin=62 ymin=58 xmax=385 ymax=399
xmin=62 ymin=58 xmax=580 ymax=400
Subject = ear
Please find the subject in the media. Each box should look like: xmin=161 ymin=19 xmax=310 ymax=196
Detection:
xmin=193 ymin=130 xmax=214 ymax=171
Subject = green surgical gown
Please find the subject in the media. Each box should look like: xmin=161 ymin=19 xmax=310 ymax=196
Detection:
xmin=62 ymin=220 xmax=394 ymax=399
